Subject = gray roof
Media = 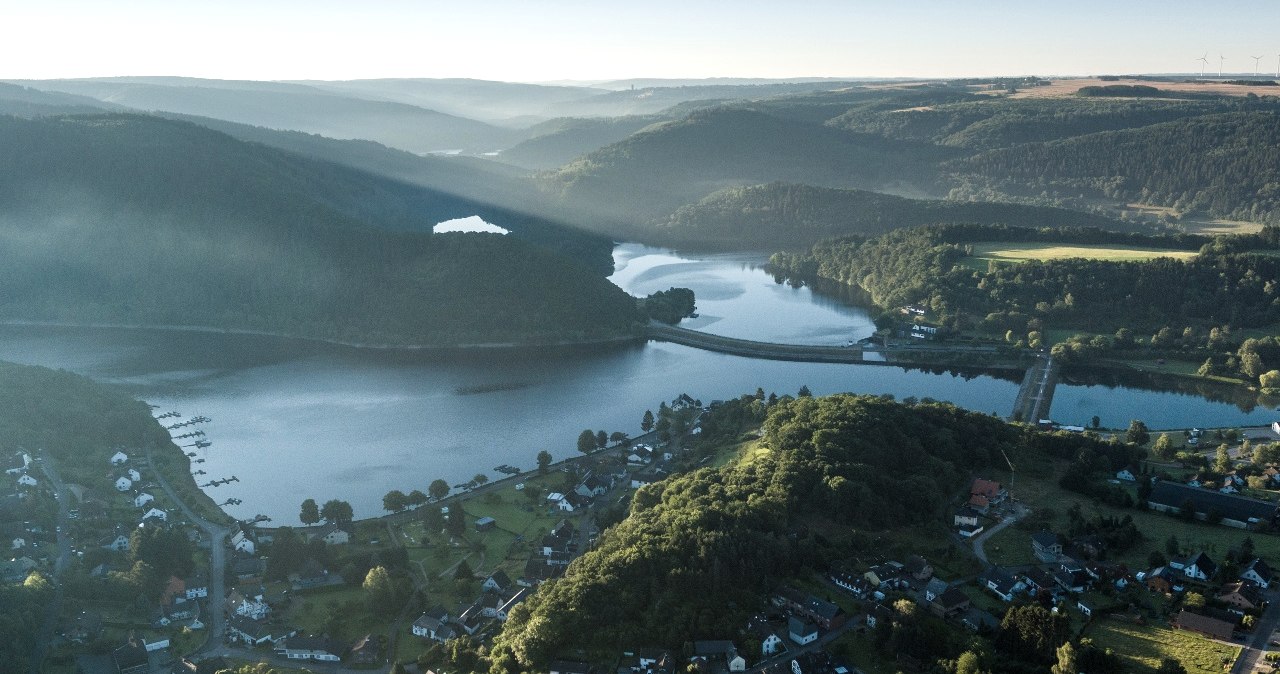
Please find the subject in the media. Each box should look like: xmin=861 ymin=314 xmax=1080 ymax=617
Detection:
xmin=1149 ymin=481 xmax=1279 ymax=523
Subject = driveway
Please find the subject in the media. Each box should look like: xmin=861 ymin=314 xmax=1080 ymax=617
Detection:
xmin=971 ymin=502 xmax=1028 ymax=565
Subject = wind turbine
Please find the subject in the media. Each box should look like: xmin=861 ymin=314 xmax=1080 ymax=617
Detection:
xmin=1197 ymin=53 xmax=1209 ymax=78
xmin=1219 ymin=54 xmax=1226 ymax=78
xmin=1254 ymin=55 xmax=1265 ymax=77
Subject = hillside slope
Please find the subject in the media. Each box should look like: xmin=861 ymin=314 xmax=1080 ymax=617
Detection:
xmin=0 ymin=114 xmax=639 ymax=345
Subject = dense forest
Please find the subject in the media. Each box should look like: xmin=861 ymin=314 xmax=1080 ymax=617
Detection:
xmin=768 ymin=224 xmax=1280 ymax=334
xmin=498 ymin=115 xmax=667 ymax=169
xmin=489 ymin=393 xmax=1111 ymax=673
xmin=0 ymin=114 xmax=642 ymax=345
xmin=655 ymin=182 xmax=1132 ymax=250
xmin=956 ymin=110 xmax=1280 ymax=223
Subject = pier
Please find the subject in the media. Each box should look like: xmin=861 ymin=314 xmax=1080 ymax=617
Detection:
xmin=1009 ymin=355 xmax=1059 ymax=423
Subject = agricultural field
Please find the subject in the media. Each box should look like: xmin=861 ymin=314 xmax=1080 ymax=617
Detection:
xmin=967 ymin=242 xmax=1199 ymax=267
xmin=1084 ymin=619 xmax=1238 ymax=673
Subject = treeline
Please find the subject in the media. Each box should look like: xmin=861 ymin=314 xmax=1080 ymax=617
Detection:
xmin=957 ymin=110 xmax=1280 ymax=224
xmin=768 ymin=224 xmax=1280 ymax=334
xmin=1075 ymin=85 xmax=1176 ymax=98
xmin=654 ymin=182 xmax=1131 ymax=250
xmin=489 ymin=394 xmax=1026 ymax=671
xmin=0 ymin=114 xmax=643 ymax=346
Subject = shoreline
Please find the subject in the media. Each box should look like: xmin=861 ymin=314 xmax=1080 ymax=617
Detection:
xmin=0 ymin=319 xmax=644 ymax=352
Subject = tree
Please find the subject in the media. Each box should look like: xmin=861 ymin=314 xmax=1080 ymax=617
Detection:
xmin=1262 ymin=370 xmax=1280 ymax=390
xmin=406 ymin=490 xmax=428 ymax=508
xmin=1156 ymin=658 xmax=1188 ymax=674
xmin=595 ymin=430 xmax=608 ymax=449
xmin=1091 ymin=415 xmax=1101 ymax=429
xmin=1151 ymin=433 xmax=1176 ymax=461
xmin=445 ymin=507 xmax=466 ymax=538
xmin=641 ymin=410 xmax=655 ymax=433
xmin=299 ymin=498 xmax=320 ymax=525
xmin=428 ymin=479 xmax=450 ymax=501
xmin=363 ymin=565 xmax=395 ymax=611
xmin=577 ymin=429 xmax=597 ymax=454
xmin=472 ymin=473 xmax=489 ymax=487
xmin=454 ymin=559 xmax=473 ymax=580
xmin=320 ymin=499 xmax=353 ymax=523
xmin=1214 ymin=444 xmax=1233 ymax=474
xmin=390 ymin=663 xmax=409 ymax=674
xmin=1127 ymin=420 xmax=1150 ymax=446
xmin=383 ymin=490 xmax=408 ymax=513
xmin=610 ymin=431 xmax=630 ymax=446
xmin=536 ymin=450 xmax=553 ymax=474
xmin=798 ymin=385 xmax=813 ymax=397
xmin=1050 ymin=642 xmax=1079 ymax=674
xmin=1184 ymin=592 xmax=1206 ymax=609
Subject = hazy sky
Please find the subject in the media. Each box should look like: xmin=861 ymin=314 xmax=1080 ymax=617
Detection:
xmin=5 ymin=0 xmax=1279 ymax=81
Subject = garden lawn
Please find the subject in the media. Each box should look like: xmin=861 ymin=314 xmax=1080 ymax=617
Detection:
xmin=1085 ymin=619 xmax=1238 ymax=673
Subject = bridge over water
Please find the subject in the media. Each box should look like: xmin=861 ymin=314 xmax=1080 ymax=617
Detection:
xmin=644 ymin=323 xmax=1060 ymax=420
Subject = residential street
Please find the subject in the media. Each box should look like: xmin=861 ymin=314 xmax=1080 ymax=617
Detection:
xmin=970 ymin=501 xmax=1027 ymax=565
xmin=145 ymin=446 xmax=232 ymax=650
xmin=1231 ymin=588 xmax=1280 ymax=674
xmin=30 ymin=451 xmax=73 ymax=674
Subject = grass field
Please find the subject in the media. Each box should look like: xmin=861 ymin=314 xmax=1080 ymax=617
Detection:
xmin=1085 ymin=620 xmax=1239 ymax=673
xmin=967 ymin=242 xmax=1199 ymax=267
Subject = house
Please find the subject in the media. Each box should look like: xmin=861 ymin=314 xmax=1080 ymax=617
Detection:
xmin=63 ymin=610 xmax=103 ymax=644
xmin=231 ymin=554 xmax=265 ymax=581
xmin=863 ymin=564 xmax=902 ymax=588
xmin=133 ymin=493 xmax=155 ymax=508
xmin=100 ymin=532 xmax=130 ymax=552
xmin=787 ymin=617 xmax=818 ymax=645
xmin=1 ymin=557 xmax=37 ymax=583
xmin=1146 ymin=566 xmax=1178 ymax=594
xmin=114 ymin=476 xmax=132 ymax=492
xmin=474 ymin=516 xmax=496 ymax=532
xmin=692 ymin=640 xmax=746 ymax=672
xmin=2 ymin=452 xmax=30 ymax=475
xmin=748 ymin=617 xmax=785 ymax=656
xmin=162 ymin=576 xmax=187 ymax=605
xmin=1173 ymin=610 xmax=1235 ymax=641
xmin=1022 ymin=567 xmax=1056 ymax=597
xmin=16 ymin=474 xmax=37 ymax=488
xmin=957 ymin=521 xmax=985 ymax=538
xmin=1053 ymin=559 xmax=1089 ymax=594
xmin=953 ymin=507 xmax=981 ymax=528
xmin=1071 ymin=534 xmax=1106 ymax=561
xmin=496 ymin=587 xmax=528 ymax=621
xmin=548 ymin=661 xmax=592 ymax=674
xmin=227 ymin=589 xmax=271 ymax=620
xmin=1077 ymin=600 xmax=1094 ymax=618
xmin=411 ymin=606 xmax=457 ymax=642
xmin=1031 ymin=531 xmax=1062 ymax=563
xmin=141 ymin=507 xmax=167 ymax=523
xmin=923 ymin=578 xmax=949 ymax=602
xmin=231 ymin=524 xmax=257 ymax=554
xmin=930 ymin=587 xmax=971 ymax=618
xmin=1147 ymin=481 xmax=1280 ymax=529
xmin=627 ymin=447 xmax=653 ymax=465
xmin=126 ymin=468 xmax=141 ymax=482
xmin=829 ymin=571 xmax=870 ymax=599
xmin=227 ymin=616 xmax=274 ymax=646
xmin=113 ymin=637 xmax=150 ymax=674
xmin=865 ymin=604 xmax=894 ymax=629
xmin=348 ymin=634 xmax=379 ymax=665
xmin=1241 ymin=558 xmax=1274 ymax=587
xmin=110 ymin=451 xmax=129 ymax=466
xmin=978 ymin=567 xmax=1024 ymax=602
xmin=905 ymin=555 xmax=933 ymax=581
xmin=1182 ymin=552 xmax=1218 ymax=582
xmin=277 ymin=636 xmax=344 ymax=661
xmin=311 ymin=522 xmax=351 ymax=546
xmin=970 ymin=478 xmax=1005 ymax=508
xmin=546 ymin=492 xmax=574 ymax=512
xmin=1116 ymin=468 xmax=1137 ymax=482
xmin=1217 ymin=581 xmax=1266 ymax=612
xmin=184 ymin=573 xmax=208 ymax=599
xmin=519 ymin=558 xmax=563 ymax=587
xmin=575 ymin=473 xmax=611 ymax=498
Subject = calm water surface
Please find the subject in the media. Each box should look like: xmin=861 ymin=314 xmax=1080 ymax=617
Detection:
xmin=0 ymin=244 xmax=1273 ymax=521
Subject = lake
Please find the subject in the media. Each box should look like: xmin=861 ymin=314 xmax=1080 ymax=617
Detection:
xmin=0 ymin=243 xmax=1274 ymax=522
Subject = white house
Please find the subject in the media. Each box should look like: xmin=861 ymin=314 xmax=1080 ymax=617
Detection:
xmin=1115 ymin=468 xmax=1136 ymax=482
xmin=110 ymin=451 xmax=128 ymax=466
xmin=276 ymin=637 xmax=341 ymax=661
xmin=312 ymin=523 xmax=350 ymax=546
xmin=228 ymin=590 xmax=271 ymax=620
xmin=787 ymin=617 xmax=818 ymax=645
xmin=100 ymin=532 xmax=130 ymax=551
xmin=3 ymin=452 xmax=30 ymax=475
xmin=141 ymin=508 xmax=167 ymax=523
xmin=115 ymin=476 xmax=132 ymax=492
xmin=134 ymin=493 xmax=155 ymax=508
xmin=1183 ymin=552 xmax=1218 ymax=581
xmin=761 ymin=631 xmax=784 ymax=655
xmin=231 ymin=526 xmax=258 ymax=554
xmin=1241 ymin=558 xmax=1274 ymax=587
xmin=126 ymin=468 xmax=141 ymax=482
xmin=17 ymin=474 xmax=37 ymax=488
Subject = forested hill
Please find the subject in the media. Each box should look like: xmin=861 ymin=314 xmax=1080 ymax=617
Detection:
xmin=655 ymin=182 xmax=1132 ymax=250
xmin=540 ymin=107 xmax=951 ymax=231
xmin=0 ymin=114 xmax=640 ymax=345
xmin=490 ymin=394 xmax=1028 ymax=669
xmin=498 ymin=115 xmax=667 ymax=169
xmin=956 ymin=110 xmax=1280 ymax=224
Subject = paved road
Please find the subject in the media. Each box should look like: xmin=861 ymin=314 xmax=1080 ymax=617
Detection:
xmin=146 ymin=446 xmax=232 ymax=650
xmin=970 ymin=502 xmax=1028 ymax=565
xmin=1231 ymin=588 xmax=1280 ymax=674
xmin=30 ymin=452 xmax=74 ymax=674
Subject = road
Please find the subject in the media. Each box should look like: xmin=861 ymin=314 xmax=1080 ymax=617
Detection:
xmin=30 ymin=451 xmax=74 ymax=674
xmin=1231 ymin=588 xmax=1280 ymax=674
xmin=970 ymin=502 xmax=1028 ymax=565
xmin=146 ymin=446 xmax=232 ymax=650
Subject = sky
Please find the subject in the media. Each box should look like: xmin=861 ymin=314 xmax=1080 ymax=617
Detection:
xmin=3 ymin=0 xmax=1280 ymax=82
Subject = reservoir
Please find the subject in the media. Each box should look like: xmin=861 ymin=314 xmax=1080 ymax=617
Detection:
xmin=0 ymin=243 xmax=1272 ymax=521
